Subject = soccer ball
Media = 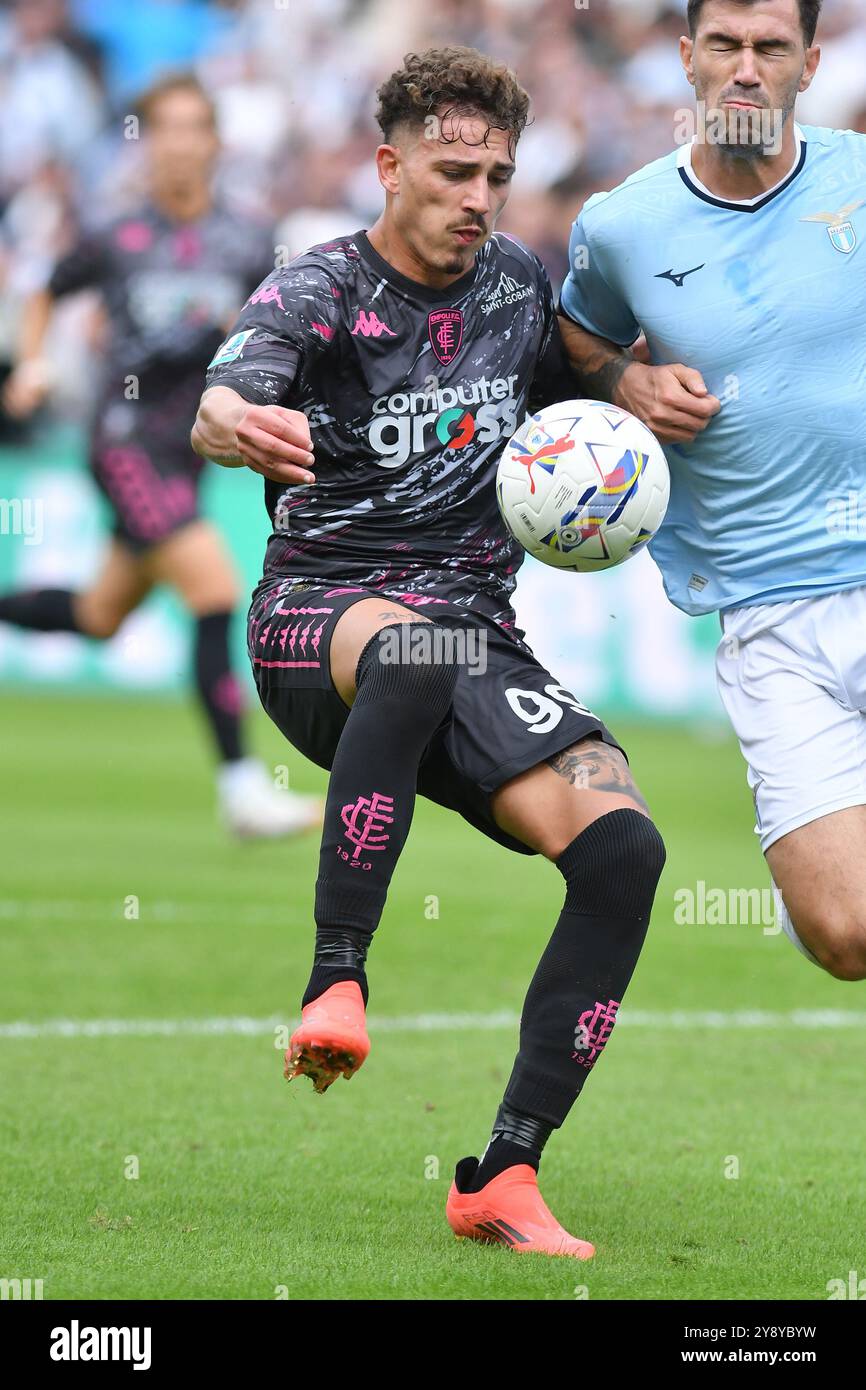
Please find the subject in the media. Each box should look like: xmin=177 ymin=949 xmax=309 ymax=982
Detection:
xmin=496 ymin=399 xmax=670 ymax=571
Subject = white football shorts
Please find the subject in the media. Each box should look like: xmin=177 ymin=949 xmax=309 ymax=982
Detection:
xmin=715 ymin=585 xmax=866 ymax=852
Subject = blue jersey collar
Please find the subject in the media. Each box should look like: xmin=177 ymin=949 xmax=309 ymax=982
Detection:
xmin=677 ymin=124 xmax=807 ymax=212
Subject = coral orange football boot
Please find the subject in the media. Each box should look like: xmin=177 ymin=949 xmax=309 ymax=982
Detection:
xmin=284 ymin=980 xmax=370 ymax=1094
xmin=446 ymin=1157 xmax=595 ymax=1258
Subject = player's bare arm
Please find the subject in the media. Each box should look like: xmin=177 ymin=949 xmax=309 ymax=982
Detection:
xmin=557 ymin=312 xmax=721 ymax=444
xmin=191 ymin=385 xmax=316 ymax=484
xmin=555 ymin=316 xmax=635 ymax=407
xmin=2 ymin=288 xmax=56 ymax=418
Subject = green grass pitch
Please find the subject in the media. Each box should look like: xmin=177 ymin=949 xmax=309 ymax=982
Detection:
xmin=0 ymin=690 xmax=863 ymax=1301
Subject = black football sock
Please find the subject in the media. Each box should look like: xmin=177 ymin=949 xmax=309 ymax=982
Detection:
xmin=0 ymin=587 xmax=81 ymax=633
xmin=310 ymin=621 xmax=458 ymax=993
xmin=302 ymin=926 xmax=373 ymax=1008
xmin=467 ymin=1103 xmax=553 ymax=1191
xmin=193 ymin=610 xmax=245 ymax=763
xmin=472 ymin=809 xmax=665 ymax=1182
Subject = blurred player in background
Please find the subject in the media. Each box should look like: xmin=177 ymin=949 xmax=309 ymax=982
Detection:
xmin=193 ymin=46 xmax=666 ymax=1258
xmin=558 ymin=0 xmax=866 ymax=980
xmin=0 ymin=73 xmax=321 ymax=838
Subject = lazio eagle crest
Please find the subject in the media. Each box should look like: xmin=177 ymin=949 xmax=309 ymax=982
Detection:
xmin=800 ymin=201 xmax=863 ymax=254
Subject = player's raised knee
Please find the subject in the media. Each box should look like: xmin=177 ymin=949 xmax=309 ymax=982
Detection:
xmin=354 ymin=619 xmax=460 ymax=711
xmin=812 ymin=922 xmax=866 ymax=983
xmin=76 ymin=601 xmax=126 ymax=640
xmin=561 ymin=809 xmax=666 ymax=919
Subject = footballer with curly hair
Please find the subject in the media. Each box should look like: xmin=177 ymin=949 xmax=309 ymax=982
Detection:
xmin=193 ymin=45 xmax=666 ymax=1258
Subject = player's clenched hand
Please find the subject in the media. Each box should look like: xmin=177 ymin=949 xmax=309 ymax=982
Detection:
xmin=615 ymin=362 xmax=720 ymax=444
xmin=235 ymin=405 xmax=316 ymax=484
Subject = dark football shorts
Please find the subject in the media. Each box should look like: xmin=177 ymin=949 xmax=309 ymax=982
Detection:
xmin=247 ymin=579 xmax=624 ymax=856
xmin=89 ymin=396 xmax=204 ymax=553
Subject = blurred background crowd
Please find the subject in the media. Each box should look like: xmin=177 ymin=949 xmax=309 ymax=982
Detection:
xmin=1 ymin=0 xmax=865 ymax=424
xmin=1 ymin=0 xmax=863 ymax=707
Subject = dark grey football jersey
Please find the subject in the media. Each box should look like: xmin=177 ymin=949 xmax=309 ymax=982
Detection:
xmin=50 ymin=203 xmax=274 ymax=400
xmin=205 ymin=230 xmax=576 ymax=622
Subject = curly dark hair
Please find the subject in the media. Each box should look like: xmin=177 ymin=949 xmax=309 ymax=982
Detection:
xmin=375 ymin=46 xmax=530 ymax=156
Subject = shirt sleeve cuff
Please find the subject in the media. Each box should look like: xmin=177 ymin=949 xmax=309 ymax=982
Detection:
xmin=203 ymin=375 xmax=274 ymax=406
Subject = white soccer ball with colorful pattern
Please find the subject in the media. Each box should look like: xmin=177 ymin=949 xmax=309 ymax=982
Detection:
xmin=496 ymin=400 xmax=670 ymax=571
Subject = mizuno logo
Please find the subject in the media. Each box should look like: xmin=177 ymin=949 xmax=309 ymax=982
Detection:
xmin=351 ymin=310 xmax=397 ymax=338
xmin=655 ymin=264 xmax=705 ymax=288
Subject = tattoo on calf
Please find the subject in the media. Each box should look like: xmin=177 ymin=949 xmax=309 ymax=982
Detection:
xmin=376 ymin=610 xmax=432 ymax=624
xmin=546 ymin=742 xmax=650 ymax=814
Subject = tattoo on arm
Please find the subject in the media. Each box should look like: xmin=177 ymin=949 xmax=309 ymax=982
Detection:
xmin=546 ymin=741 xmax=650 ymax=814
xmin=557 ymin=315 xmax=633 ymax=405
xmin=578 ymin=353 xmax=632 ymax=406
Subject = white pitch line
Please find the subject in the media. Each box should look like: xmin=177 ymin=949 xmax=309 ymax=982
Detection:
xmin=0 ymin=1009 xmax=865 ymax=1041
xmin=0 ymin=899 xmax=296 ymax=925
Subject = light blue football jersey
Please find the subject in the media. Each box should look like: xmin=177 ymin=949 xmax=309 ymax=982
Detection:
xmin=560 ymin=124 xmax=866 ymax=616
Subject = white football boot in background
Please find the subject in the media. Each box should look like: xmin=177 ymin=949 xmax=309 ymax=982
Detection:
xmin=217 ymin=757 xmax=323 ymax=839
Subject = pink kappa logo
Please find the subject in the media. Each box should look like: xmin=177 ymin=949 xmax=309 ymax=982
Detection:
xmin=212 ymin=672 xmax=245 ymax=717
xmin=340 ymin=791 xmax=395 ymax=861
xmin=351 ymin=310 xmax=397 ymax=338
xmin=115 ymin=221 xmax=153 ymax=253
xmin=572 ymin=998 xmax=620 ymax=1069
xmin=428 ymin=309 xmax=463 ymax=366
xmin=247 ymin=283 xmax=285 ymax=311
